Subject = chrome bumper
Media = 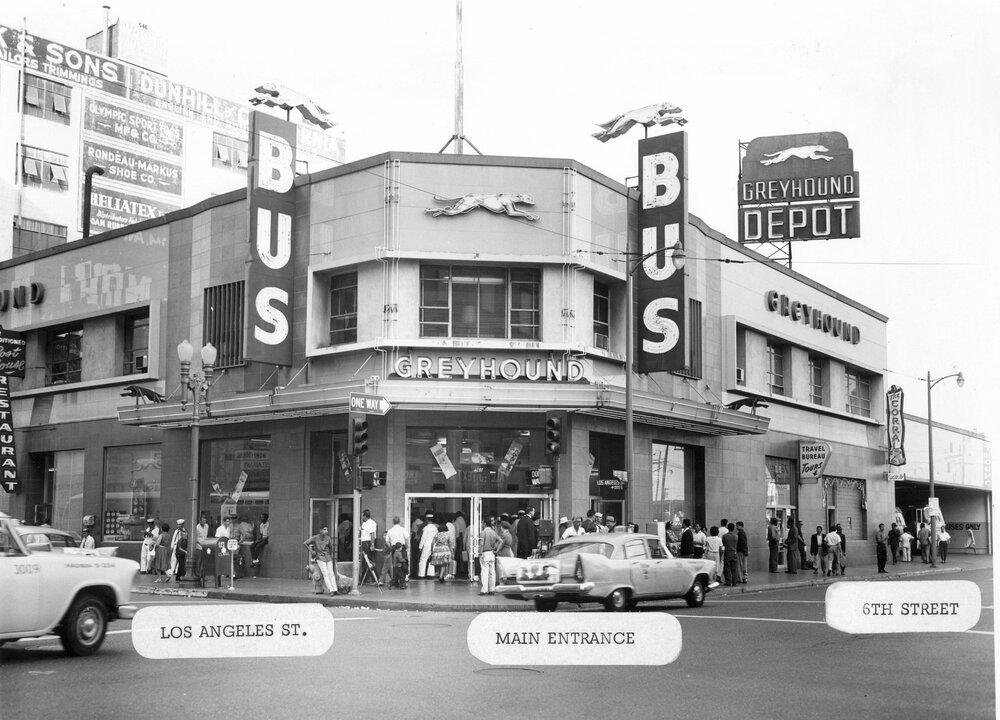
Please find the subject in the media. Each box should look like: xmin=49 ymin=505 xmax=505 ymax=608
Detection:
xmin=116 ymin=604 xmax=138 ymax=620
xmin=500 ymin=581 xmax=596 ymax=598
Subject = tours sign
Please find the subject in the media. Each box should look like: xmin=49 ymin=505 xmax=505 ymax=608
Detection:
xmin=739 ymin=131 xmax=860 ymax=243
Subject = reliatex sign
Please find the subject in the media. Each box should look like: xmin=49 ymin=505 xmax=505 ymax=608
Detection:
xmin=738 ymin=131 xmax=860 ymax=243
xmin=245 ymin=111 xmax=297 ymax=366
xmin=637 ymin=132 xmax=687 ymax=373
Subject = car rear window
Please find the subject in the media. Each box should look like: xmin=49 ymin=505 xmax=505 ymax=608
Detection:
xmin=546 ymin=541 xmax=613 ymax=559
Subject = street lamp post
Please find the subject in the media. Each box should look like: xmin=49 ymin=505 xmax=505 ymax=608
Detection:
xmin=624 ymin=242 xmax=686 ymax=525
xmin=177 ymin=339 xmax=218 ymax=584
xmin=925 ymin=370 xmax=964 ymax=568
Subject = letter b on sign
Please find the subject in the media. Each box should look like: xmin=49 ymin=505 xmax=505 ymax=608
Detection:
xmin=257 ymin=131 xmax=294 ymax=193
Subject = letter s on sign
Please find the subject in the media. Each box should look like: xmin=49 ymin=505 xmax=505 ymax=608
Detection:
xmin=642 ymin=298 xmax=680 ymax=354
xmin=255 ymin=288 xmax=289 ymax=345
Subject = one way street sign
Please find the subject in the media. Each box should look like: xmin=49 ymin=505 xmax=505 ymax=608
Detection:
xmin=349 ymin=392 xmax=392 ymax=415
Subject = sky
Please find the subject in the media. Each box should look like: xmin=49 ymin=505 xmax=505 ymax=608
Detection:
xmin=13 ymin=0 xmax=1000 ymax=445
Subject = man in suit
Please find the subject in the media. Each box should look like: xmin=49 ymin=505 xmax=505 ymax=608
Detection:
xmin=766 ymin=517 xmax=781 ymax=572
xmin=810 ymin=525 xmax=825 ymax=575
xmin=721 ymin=523 xmax=739 ymax=586
xmin=875 ymin=523 xmax=889 ymax=573
xmin=679 ymin=518 xmax=695 ymax=558
xmin=735 ymin=521 xmax=749 ymax=583
xmin=516 ymin=507 xmax=538 ymax=559
xmin=784 ymin=519 xmax=799 ymax=574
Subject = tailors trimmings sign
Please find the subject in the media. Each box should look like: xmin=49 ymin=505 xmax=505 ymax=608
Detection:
xmin=886 ymin=386 xmax=906 ymax=466
xmin=637 ymin=132 xmax=687 ymax=373
xmin=799 ymin=441 xmax=831 ymax=483
xmin=0 ymin=376 xmax=18 ymax=493
xmin=245 ymin=110 xmax=297 ymax=366
xmin=425 ymin=193 xmax=539 ymax=220
xmin=739 ymin=131 xmax=860 ymax=243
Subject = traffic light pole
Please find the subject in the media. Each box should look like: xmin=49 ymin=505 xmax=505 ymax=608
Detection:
xmin=350 ymin=453 xmax=361 ymax=596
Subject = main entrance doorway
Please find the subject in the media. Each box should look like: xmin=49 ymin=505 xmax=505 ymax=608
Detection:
xmin=406 ymin=493 xmax=553 ymax=580
xmin=765 ymin=505 xmax=794 ymax=569
xmin=309 ymin=495 xmax=354 ymax=564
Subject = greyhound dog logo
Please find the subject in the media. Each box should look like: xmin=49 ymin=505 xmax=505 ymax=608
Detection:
xmin=592 ymin=101 xmax=687 ymax=142
xmin=249 ymin=82 xmax=337 ymax=130
xmin=425 ymin=193 xmax=539 ymax=220
xmin=759 ymin=145 xmax=834 ymax=166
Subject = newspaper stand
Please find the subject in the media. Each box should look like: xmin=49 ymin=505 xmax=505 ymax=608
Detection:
xmin=199 ymin=542 xmax=217 ymax=588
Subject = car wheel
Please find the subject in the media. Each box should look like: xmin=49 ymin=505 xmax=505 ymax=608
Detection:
xmin=533 ymin=599 xmax=558 ymax=612
xmin=60 ymin=595 xmax=108 ymax=656
xmin=604 ymin=588 xmax=630 ymax=612
xmin=685 ymin=579 xmax=706 ymax=608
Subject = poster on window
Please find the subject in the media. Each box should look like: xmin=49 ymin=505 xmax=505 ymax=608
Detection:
xmin=430 ymin=443 xmax=457 ymax=479
xmin=498 ymin=441 xmax=523 ymax=478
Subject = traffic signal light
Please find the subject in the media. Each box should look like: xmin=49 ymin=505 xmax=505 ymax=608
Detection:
xmin=545 ymin=413 xmax=563 ymax=456
xmin=348 ymin=412 xmax=369 ymax=456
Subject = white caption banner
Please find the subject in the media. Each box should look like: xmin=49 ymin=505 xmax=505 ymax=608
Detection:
xmin=467 ymin=612 xmax=682 ymax=665
xmin=825 ymin=581 xmax=982 ymax=634
xmin=132 ymin=603 xmax=335 ymax=658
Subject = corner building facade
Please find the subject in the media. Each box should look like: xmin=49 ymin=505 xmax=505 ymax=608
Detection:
xmin=1 ymin=150 xmax=895 ymax=578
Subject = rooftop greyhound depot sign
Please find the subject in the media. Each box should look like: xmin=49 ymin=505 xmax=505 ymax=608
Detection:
xmin=245 ymin=111 xmax=297 ymax=366
xmin=637 ymin=132 xmax=687 ymax=373
xmin=738 ymin=131 xmax=860 ymax=243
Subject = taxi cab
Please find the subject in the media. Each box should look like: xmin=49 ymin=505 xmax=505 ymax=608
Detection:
xmin=0 ymin=513 xmax=139 ymax=655
xmin=500 ymin=532 xmax=718 ymax=612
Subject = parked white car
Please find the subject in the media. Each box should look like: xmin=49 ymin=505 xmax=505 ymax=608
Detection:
xmin=0 ymin=513 xmax=138 ymax=655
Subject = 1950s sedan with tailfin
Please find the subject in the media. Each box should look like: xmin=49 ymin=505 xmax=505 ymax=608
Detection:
xmin=500 ymin=532 xmax=718 ymax=612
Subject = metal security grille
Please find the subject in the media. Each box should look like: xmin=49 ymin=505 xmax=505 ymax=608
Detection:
xmin=204 ymin=281 xmax=245 ymax=368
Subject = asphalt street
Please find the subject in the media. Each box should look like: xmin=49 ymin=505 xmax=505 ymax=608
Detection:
xmin=1 ymin=569 xmax=994 ymax=720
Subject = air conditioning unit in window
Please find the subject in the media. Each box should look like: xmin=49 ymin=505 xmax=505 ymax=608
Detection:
xmin=134 ymin=355 xmax=148 ymax=373
xmin=735 ymin=367 xmax=746 ymax=383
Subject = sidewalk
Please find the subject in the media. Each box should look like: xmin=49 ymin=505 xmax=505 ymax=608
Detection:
xmin=133 ymin=551 xmax=993 ymax=612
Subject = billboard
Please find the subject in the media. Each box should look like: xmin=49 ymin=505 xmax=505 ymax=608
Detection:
xmin=84 ymin=96 xmax=184 ymax=155
xmin=636 ymin=132 xmax=687 ymax=373
xmin=738 ymin=131 xmax=860 ymax=243
xmin=244 ymin=111 xmax=297 ymax=366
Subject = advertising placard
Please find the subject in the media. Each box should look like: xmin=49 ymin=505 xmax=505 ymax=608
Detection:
xmin=84 ymin=96 xmax=184 ymax=156
xmin=886 ymin=385 xmax=906 ymax=466
xmin=0 ymin=28 xmax=127 ymax=96
xmin=0 ymin=375 xmax=18 ymax=493
xmin=83 ymin=140 xmax=183 ymax=196
xmin=636 ymin=132 xmax=687 ymax=373
xmin=799 ymin=441 xmax=831 ymax=483
xmin=126 ymin=65 xmax=250 ymax=132
xmin=87 ymin=183 xmax=180 ymax=233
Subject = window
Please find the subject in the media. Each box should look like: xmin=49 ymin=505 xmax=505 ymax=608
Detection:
xmin=766 ymin=341 xmax=785 ymax=395
xmin=824 ymin=477 xmax=867 ymax=541
xmin=204 ymin=282 xmax=245 ymax=367
xmin=674 ymin=298 xmax=703 ymax=378
xmin=213 ymin=133 xmax=249 ymax=171
xmin=23 ymin=74 xmax=72 ymax=124
xmin=809 ymin=356 xmax=825 ymax=405
xmin=593 ymin=282 xmax=610 ymax=350
xmin=45 ymin=325 xmax=82 ymax=385
xmin=12 ymin=217 xmax=67 ymax=256
xmin=404 ymin=427 xmax=539 ymax=493
xmin=104 ymin=445 xmax=161 ymax=540
xmin=329 ymin=272 xmax=358 ymax=345
xmin=124 ymin=313 xmax=150 ymax=374
xmin=203 ymin=438 xmax=270 ymax=531
xmin=20 ymin=146 xmax=70 ymax=191
xmin=420 ymin=265 xmax=539 ymax=340
xmin=845 ymin=367 xmax=872 ymax=417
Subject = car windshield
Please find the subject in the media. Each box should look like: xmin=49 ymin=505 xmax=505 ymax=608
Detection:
xmin=545 ymin=541 xmax=614 ymax=559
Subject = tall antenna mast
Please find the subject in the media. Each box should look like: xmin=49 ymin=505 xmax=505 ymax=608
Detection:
xmin=439 ymin=0 xmax=482 ymax=154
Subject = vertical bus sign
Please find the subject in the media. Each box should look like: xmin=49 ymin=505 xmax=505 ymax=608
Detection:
xmin=245 ymin=110 xmax=297 ymax=366
xmin=637 ymin=132 xmax=687 ymax=373
xmin=0 ymin=376 xmax=18 ymax=493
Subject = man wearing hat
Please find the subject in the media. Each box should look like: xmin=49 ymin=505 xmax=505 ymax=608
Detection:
xmin=140 ymin=518 xmax=158 ymax=573
xmin=173 ymin=521 xmax=189 ymax=581
xmin=594 ymin=512 xmax=608 ymax=533
xmin=562 ymin=516 xmax=586 ymax=538
xmin=169 ymin=519 xmax=186 ymax=577
xmin=417 ymin=512 xmax=438 ymax=577
xmin=80 ymin=527 xmax=96 ymax=550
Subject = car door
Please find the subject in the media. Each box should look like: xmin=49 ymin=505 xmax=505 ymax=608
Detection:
xmin=0 ymin=522 xmax=42 ymax=633
xmin=647 ymin=538 xmax=691 ymax=595
xmin=625 ymin=539 xmax=658 ymax=596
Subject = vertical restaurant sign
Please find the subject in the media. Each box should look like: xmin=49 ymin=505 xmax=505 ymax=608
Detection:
xmin=0 ymin=327 xmax=26 ymax=378
xmin=245 ymin=111 xmax=297 ymax=366
xmin=637 ymin=132 xmax=687 ymax=372
xmin=0 ymin=376 xmax=17 ymax=493
xmin=886 ymin=385 xmax=906 ymax=466
xmin=799 ymin=441 xmax=831 ymax=483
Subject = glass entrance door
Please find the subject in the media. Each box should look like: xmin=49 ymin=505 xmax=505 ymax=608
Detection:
xmin=766 ymin=506 xmax=792 ymax=569
xmin=310 ymin=495 xmax=353 ymax=565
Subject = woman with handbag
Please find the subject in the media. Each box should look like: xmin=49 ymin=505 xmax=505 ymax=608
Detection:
xmin=431 ymin=523 xmax=453 ymax=583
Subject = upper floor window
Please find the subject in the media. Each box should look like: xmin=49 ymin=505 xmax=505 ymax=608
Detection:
xmin=329 ymin=272 xmax=358 ymax=345
xmin=46 ymin=325 xmax=82 ymax=385
xmin=809 ymin=356 xmax=825 ymax=405
xmin=23 ymin=74 xmax=72 ymax=125
xmin=766 ymin=341 xmax=785 ymax=395
xmin=845 ymin=367 xmax=872 ymax=417
xmin=124 ymin=313 xmax=150 ymax=375
xmin=12 ymin=217 xmax=67 ymax=257
xmin=20 ymin=145 xmax=70 ymax=191
xmin=204 ymin=282 xmax=245 ymax=368
xmin=212 ymin=133 xmax=248 ymax=171
xmin=420 ymin=265 xmax=539 ymax=340
xmin=593 ymin=281 xmax=610 ymax=350
xmin=674 ymin=298 xmax=703 ymax=379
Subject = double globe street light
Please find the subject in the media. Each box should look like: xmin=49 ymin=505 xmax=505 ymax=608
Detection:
xmin=176 ymin=340 xmax=218 ymax=584
xmin=924 ymin=369 xmax=964 ymax=568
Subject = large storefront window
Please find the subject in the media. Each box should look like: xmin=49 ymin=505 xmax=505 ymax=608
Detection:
xmin=104 ymin=445 xmax=162 ymax=540
xmin=405 ymin=427 xmax=547 ymax=494
xmin=52 ymin=450 xmax=84 ymax=532
xmin=203 ymin=437 xmax=271 ymax=526
xmin=588 ymin=433 xmax=626 ymax=522
xmin=765 ymin=456 xmax=795 ymax=507
xmin=824 ymin=476 xmax=867 ymax=541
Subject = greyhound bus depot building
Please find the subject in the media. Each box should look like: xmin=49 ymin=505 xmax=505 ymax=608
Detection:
xmin=0 ymin=144 xmax=897 ymax=578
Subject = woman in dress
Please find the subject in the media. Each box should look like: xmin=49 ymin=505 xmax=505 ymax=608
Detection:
xmin=431 ymin=523 xmax=454 ymax=583
xmin=153 ymin=522 xmax=171 ymax=582
xmin=704 ymin=526 xmax=723 ymax=583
